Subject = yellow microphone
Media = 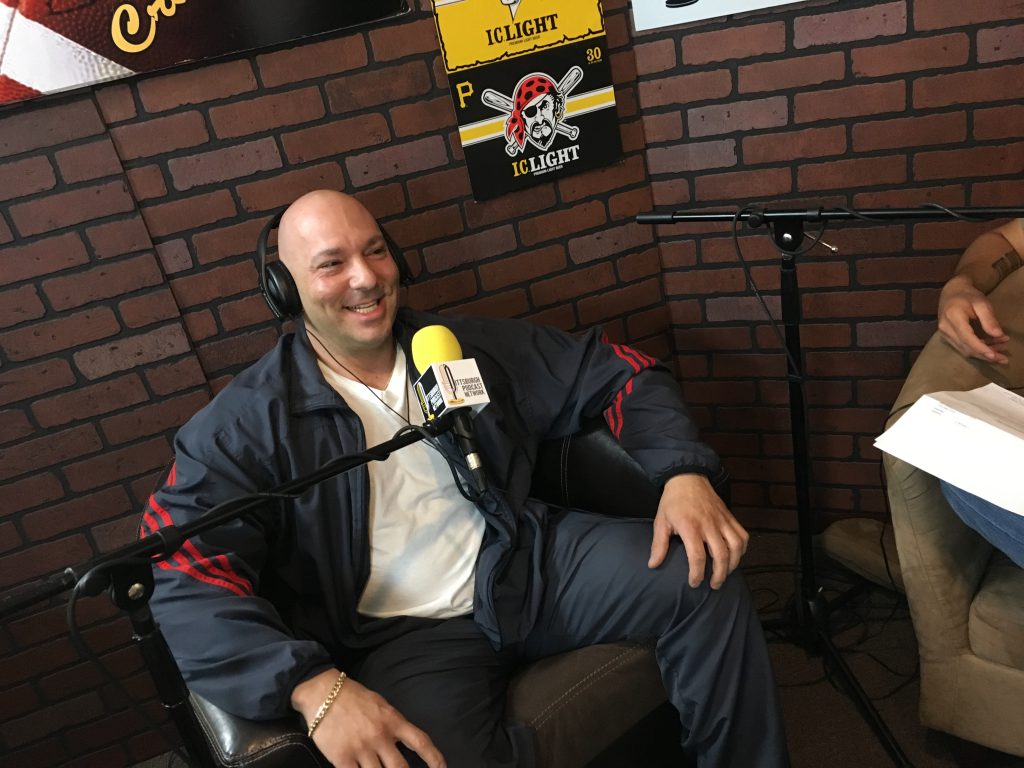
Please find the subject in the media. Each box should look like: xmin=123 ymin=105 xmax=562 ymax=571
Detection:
xmin=410 ymin=325 xmax=488 ymax=492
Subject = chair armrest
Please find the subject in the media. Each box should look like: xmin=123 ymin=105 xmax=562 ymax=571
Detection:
xmin=530 ymin=417 xmax=729 ymax=518
xmin=190 ymin=692 xmax=329 ymax=768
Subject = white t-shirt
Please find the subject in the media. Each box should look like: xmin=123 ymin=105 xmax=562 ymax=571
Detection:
xmin=318 ymin=347 xmax=485 ymax=619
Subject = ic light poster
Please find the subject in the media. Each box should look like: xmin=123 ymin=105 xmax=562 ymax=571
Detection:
xmin=632 ymin=0 xmax=806 ymax=32
xmin=0 ymin=0 xmax=407 ymax=107
xmin=433 ymin=0 xmax=621 ymax=200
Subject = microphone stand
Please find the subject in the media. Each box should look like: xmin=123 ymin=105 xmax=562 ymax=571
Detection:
xmin=0 ymin=417 xmax=454 ymax=768
xmin=636 ymin=204 xmax=1024 ymax=767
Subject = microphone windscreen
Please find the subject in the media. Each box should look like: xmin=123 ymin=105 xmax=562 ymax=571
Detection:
xmin=411 ymin=325 xmax=464 ymax=374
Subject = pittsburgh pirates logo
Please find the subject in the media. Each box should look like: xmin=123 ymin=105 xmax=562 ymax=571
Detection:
xmin=482 ymin=66 xmax=583 ymax=157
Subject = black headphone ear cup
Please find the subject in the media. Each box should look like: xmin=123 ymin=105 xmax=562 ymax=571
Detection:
xmin=381 ymin=227 xmax=413 ymax=285
xmin=264 ymin=261 xmax=302 ymax=319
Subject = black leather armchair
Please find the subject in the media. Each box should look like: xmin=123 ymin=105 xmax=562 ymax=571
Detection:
xmin=186 ymin=420 xmax=724 ymax=767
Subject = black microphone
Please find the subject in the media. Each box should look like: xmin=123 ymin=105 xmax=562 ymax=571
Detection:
xmin=411 ymin=325 xmax=489 ymax=492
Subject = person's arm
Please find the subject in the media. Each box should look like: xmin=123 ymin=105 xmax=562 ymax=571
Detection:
xmin=938 ymin=219 xmax=1024 ymax=363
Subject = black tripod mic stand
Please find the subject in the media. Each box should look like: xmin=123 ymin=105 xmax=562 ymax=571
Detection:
xmin=637 ymin=204 xmax=1024 ymax=767
xmin=0 ymin=418 xmax=454 ymax=768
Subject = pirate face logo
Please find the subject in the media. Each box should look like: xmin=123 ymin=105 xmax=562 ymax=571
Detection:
xmin=482 ymin=66 xmax=583 ymax=157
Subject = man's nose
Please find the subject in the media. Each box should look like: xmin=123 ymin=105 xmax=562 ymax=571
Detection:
xmin=348 ymin=255 xmax=377 ymax=288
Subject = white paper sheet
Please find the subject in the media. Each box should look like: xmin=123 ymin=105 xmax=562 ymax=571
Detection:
xmin=874 ymin=383 xmax=1024 ymax=517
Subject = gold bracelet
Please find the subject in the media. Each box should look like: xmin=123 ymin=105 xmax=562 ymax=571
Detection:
xmin=306 ymin=671 xmax=346 ymax=738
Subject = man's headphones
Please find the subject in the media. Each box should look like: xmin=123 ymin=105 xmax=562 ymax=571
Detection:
xmin=257 ymin=208 xmax=413 ymax=322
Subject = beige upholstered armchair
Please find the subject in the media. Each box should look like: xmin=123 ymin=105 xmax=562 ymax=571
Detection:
xmin=882 ymin=268 xmax=1024 ymax=758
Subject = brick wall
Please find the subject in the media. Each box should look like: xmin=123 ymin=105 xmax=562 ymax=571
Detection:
xmin=636 ymin=0 xmax=1024 ymax=523
xmin=1 ymin=0 xmax=1022 ymax=765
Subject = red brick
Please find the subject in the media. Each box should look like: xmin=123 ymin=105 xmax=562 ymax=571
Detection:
xmin=0 ymin=215 xmax=11 ymax=244
xmin=627 ymin=305 xmax=670 ymax=340
xmin=911 ymin=220 xmax=997 ymax=252
xmin=675 ymin=328 xmax=754 ymax=357
xmin=581 ymin=280 xmax=659 ymax=325
xmin=642 ymin=112 xmax=683 ymax=144
xmin=798 ymin=156 xmax=906 ymax=192
xmin=634 ymin=39 xmax=677 ymax=75
xmin=531 ymin=263 xmax=615 ymax=307
xmin=31 ymin=374 xmax=148 ymax=429
xmin=0 ymin=408 xmax=32 ymax=445
xmin=369 ymin=17 xmax=438 ymax=62
xmin=568 ymin=221 xmax=653 ymax=264
xmin=665 ymin=267 xmax=747 ymax=296
xmin=682 ymin=21 xmax=785 ymax=65
xmin=73 ymin=324 xmax=192 ymax=380
xmin=63 ymin=436 xmax=170 ymax=492
xmin=853 ymin=112 xmax=966 ymax=152
xmin=661 ymin=240 xmax=697 ymax=269
xmin=41 ymin=255 xmax=163 ymax=312
xmin=137 ymin=60 xmax=257 ymax=112
xmin=422 ymin=226 xmax=516 ymax=273
xmin=21 ymin=487 xmax=132 ymax=542
xmin=407 ymin=168 xmax=473 ymax=209
xmin=170 ymin=261 xmax=259 ymax=309
xmin=405 ymin=271 xmax=478 ymax=312
xmin=974 ymin=104 xmax=1024 ymax=141
xmin=119 ymin=288 xmax=181 ymax=329
xmin=194 ymin=327 xmax=279 ymax=374
xmin=0 ymin=360 xmax=74 ymax=411
xmin=208 ymin=87 xmax=325 ymax=139
xmin=0 ymin=424 xmax=101 ymax=482
xmin=519 ymin=201 xmax=605 ymax=247
xmin=0 ymin=156 xmax=56 ymax=202
xmin=9 ymin=181 xmax=135 ymax=237
xmin=86 ymin=216 xmax=153 ymax=259
xmin=851 ymin=33 xmax=969 ymax=78
xmin=479 ymin=245 xmax=566 ymax=291
xmin=914 ymin=0 xmax=1024 ymax=31
xmin=219 ymin=293 xmax=274 ymax=332
xmin=141 ymin=190 xmax=237 ymax=237
xmin=192 ymin=217 xmax=269 ymax=265
xmin=109 ymin=111 xmax=209 ymax=161
xmin=852 ymin=184 xmax=965 ymax=209
xmin=610 ymin=48 xmax=638 ymax=85
xmin=101 ymin=390 xmax=209 ymax=445
xmin=690 ymin=96 xmax=789 ymax=138
xmin=0 ymin=285 xmax=45 ymax=329
xmin=0 ymin=307 xmax=120 ymax=362
xmin=183 ymin=309 xmax=216 ymax=341
xmin=94 ymin=84 xmax=136 ymax=124
xmin=609 ymin=187 xmax=654 ymax=222
xmin=153 ymin=241 xmax=191 ymax=276
xmin=795 ymin=82 xmax=906 ymax=124
xmin=914 ymin=142 xmax=1024 ymax=182
xmin=620 ymin=120 xmax=646 ymax=154
xmin=913 ymin=64 xmax=1024 ymax=108
xmin=805 ymin=350 xmax=905 ymax=377
xmin=392 ymin=96 xmax=457 ymax=138
xmin=558 ymin=156 xmax=647 ymax=203
xmin=55 ymin=139 xmax=122 ymax=184
xmin=125 ymin=164 xmax=167 ymax=201
xmin=855 ymin=320 xmax=934 ymax=348
xmin=387 ymin=205 xmax=464 ymax=248
xmin=647 ymin=139 xmax=736 ymax=175
xmin=326 ymin=61 xmax=433 ymax=114
xmin=637 ymin=70 xmax=733 ymax=111
xmin=755 ymin=322 xmax=852 ymax=349
xmin=346 ymin=136 xmax=450 ymax=187
xmin=0 ymin=473 xmax=64 ymax=517
xmin=257 ymin=35 xmax=368 ymax=88
xmin=282 ymin=114 xmax=391 ymax=164
xmin=978 ymin=23 xmax=1024 ymax=63
xmin=803 ymin=290 xmax=905 ymax=319
xmin=145 ymin=356 xmax=207 ymax=396
xmin=236 ymin=163 xmax=345 ymax=212
xmin=650 ymin=179 xmax=691 ymax=208
xmin=527 ymin=303 xmax=576 ymax=332
xmin=0 ymin=538 xmax=95 ymax=594
xmin=794 ymin=2 xmax=906 ymax=48
xmin=750 ymin=262 xmax=849 ymax=291
xmin=168 ymin=138 xmax=282 ymax=191
xmin=971 ymin=178 xmax=1024 ymax=206
xmin=742 ymin=126 xmax=846 ymax=165
xmin=705 ymin=296 xmax=779 ymax=323
xmin=464 ymin=185 xmax=558 ymax=229
xmin=440 ymin=289 xmax=530 ymax=320
xmin=0 ymin=99 xmax=104 ymax=158
xmin=356 ymin=184 xmax=407 ymax=220
xmin=858 ymin=379 xmax=906 ymax=406
xmin=696 ymin=167 xmax=792 ymax=202
xmin=738 ymin=53 xmax=845 ymax=94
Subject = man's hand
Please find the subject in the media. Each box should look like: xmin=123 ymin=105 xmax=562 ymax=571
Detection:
xmin=292 ymin=669 xmax=446 ymax=768
xmin=648 ymin=473 xmax=749 ymax=590
xmin=938 ymin=274 xmax=1010 ymax=364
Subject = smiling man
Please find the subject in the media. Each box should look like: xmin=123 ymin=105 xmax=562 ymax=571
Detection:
xmin=146 ymin=190 xmax=789 ymax=768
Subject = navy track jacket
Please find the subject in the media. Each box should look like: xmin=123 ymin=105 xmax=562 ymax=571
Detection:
xmin=144 ymin=309 xmax=720 ymax=719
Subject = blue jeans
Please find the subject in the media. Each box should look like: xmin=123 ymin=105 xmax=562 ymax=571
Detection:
xmin=940 ymin=481 xmax=1024 ymax=568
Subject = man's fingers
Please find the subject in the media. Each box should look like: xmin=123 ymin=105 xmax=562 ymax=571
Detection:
xmin=973 ymin=302 xmax=1007 ymax=342
xmin=680 ymin=530 xmax=706 ymax=588
xmin=648 ymin=520 xmax=671 ymax=569
xmin=397 ymin=722 xmax=445 ymax=768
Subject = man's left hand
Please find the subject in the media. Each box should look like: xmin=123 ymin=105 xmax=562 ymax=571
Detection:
xmin=648 ymin=473 xmax=749 ymax=590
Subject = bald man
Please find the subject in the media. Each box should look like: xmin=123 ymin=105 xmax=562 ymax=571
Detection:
xmin=145 ymin=191 xmax=788 ymax=768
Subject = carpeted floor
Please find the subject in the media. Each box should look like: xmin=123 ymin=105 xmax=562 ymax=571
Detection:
xmin=132 ymin=529 xmax=1024 ymax=768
